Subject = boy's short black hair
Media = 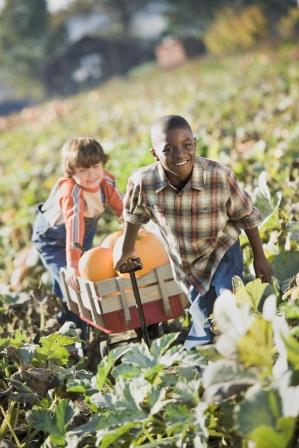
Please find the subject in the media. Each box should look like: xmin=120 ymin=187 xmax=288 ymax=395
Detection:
xmin=150 ymin=115 xmax=192 ymax=144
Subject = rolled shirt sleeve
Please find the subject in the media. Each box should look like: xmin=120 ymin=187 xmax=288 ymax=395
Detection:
xmin=123 ymin=175 xmax=151 ymax=225
xmin=226 ymin=169 xmax=261 ymax=229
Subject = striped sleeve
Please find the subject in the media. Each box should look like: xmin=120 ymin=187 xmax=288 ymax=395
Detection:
xmin=102 ymin=172 xmax=123 ymax=218
xmin=59 ymin=180 xmax=85 ymax=270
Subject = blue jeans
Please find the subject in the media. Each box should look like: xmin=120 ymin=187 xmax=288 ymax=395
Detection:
xmin=184 ymin=240 xmax=243 ymax=349
xmin=32 ymin=207 xmax=98 ymax=337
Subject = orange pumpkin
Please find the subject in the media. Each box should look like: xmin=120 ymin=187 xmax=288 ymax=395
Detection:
xmin=78 ymin=247 xmax=116 ymax=282
xmin=113 ymin=228 xmax=169 ymax=278
xmin=99 ymin=230 xmax=123 ymax=249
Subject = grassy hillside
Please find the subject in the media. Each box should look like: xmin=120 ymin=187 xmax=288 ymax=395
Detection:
xmin=0 ymin=43 xmax=299 ymax=448
xmin=0 ymin=42 xmax=298 ymax=281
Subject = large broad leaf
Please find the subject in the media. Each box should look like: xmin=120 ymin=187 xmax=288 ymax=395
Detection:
xmin=33 ymin=333 xmax=77 ymax=366
xmin=202 ymin=359 xmax=257 ymax=403
xmin=91 ymin=377 xmax=148 ymax=423
xmin=172 ymin=379 xmax=202 ymax=406
xmin=67 ymin=370 xmax=97 ymax=395
xmin=97 ymin=421 xmax=140 ymax=448
xmin=66 ymin=415 xmax=102 ymax=438
xmin=253 ymin=171 xmax=282 ymax=232
xmin=271 ymin=251 xmax=299 ymax=285
xmin=150 ymin=333 xmax=179 ymax=359
xmin=234 ymin=384 xmax=283 ymax=435
xmin=29 ymin=399 xmax=75 ymax=446
xmin=96 ymin=345 xmax=131 ymax=391
xmin=111 ymin=363 xmax=141 ymax=380
xmin=233 ymin=277 xmax=268 ymax=312
xmin=248 ymin=417 xmax=296 ymax=448
xmin=51 ymin=399 xmax=75 ymax=446
xmin=163 ymin=401 xmax=208 ymax=446
xmin=120 ymin=342 xmax=154 ymax=369
xmin=237 ymin=317 xmax=273 ymax=374
xmin=287 ymin=222 xmax=299 ymax=243
xmin=281 ymin=334 xmax=299 ymax=370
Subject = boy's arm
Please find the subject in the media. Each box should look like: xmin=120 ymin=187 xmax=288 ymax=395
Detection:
xmin=114 ymin=222 xmax=141 ymax=271
xmin=244 ymin=226 xmax=272 ymax=282
xmin=103 ymin=174 xmax=123 ymax=218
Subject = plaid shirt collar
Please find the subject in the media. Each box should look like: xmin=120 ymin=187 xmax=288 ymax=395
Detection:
xmin=155 ymin=158 xmax=204 ymax=193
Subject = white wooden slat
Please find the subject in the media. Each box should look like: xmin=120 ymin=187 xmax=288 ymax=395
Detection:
xmin=116 ymin=277 xmax=132 ymax=325
xmin=61 ymin=265 xmax=188 ymax=320
xmin=60 ymin=269 xmax=79 ymax=314
xmin=155 ymin=267 xmax=171 ymax=315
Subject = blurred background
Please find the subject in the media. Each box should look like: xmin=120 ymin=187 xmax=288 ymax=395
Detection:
xmin=0 ymin=0 xmax=298 ymax=104
xmin=0 ymin=0 xmax=299 ymax=292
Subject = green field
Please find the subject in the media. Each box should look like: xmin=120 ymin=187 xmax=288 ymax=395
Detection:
xmin=0 ymin=43 xmax=298 ymax=447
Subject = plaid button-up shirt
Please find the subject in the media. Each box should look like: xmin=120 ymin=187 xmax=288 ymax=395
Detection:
xmin=123 ymin=157 xmax=261 ymax=296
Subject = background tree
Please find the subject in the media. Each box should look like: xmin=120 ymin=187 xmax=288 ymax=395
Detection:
xmin=0 ymin=0 xmax=49 ymax=96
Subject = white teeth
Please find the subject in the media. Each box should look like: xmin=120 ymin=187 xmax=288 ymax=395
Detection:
xmin=176 ymin=161 xmax=188 ymax=166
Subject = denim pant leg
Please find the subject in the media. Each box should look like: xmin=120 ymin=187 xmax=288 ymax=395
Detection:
xmin=184 ymin=240 xmax=243 ymax=349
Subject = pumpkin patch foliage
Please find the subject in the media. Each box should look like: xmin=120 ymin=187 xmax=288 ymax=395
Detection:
xmin=0 ymin=42 xmax=298 ymax=447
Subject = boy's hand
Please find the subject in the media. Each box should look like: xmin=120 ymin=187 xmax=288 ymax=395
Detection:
xmin=253 ymin=255 xmax=272 ymax=283
xmin=114 ymin=251 xmax=141 ymax=273
xmin=65 ymin=267 xmax=80 ymax=292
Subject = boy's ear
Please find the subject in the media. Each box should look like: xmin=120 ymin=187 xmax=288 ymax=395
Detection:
xmin=151 ymin=148 xmax=159 ymax=161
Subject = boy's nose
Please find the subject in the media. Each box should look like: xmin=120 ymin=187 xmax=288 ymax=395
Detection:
xmin=173 ymin=146 xmax=185 ymax=157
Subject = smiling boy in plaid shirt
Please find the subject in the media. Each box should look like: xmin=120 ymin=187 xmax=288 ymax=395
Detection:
xmin=115 ymin=115 xmax=272 ymax=348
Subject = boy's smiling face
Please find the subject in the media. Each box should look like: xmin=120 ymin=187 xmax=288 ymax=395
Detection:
xmin=72 ymin=163 xmax=104 ymax=190
xmin=151 ymin=127 xmax=196 ymax=187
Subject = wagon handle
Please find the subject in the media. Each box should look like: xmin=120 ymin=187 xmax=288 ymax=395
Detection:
xmin=118 ymin=258 xmax=151 ymax=347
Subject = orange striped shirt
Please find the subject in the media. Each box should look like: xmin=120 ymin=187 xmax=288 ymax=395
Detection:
xmin=41 ymin=170 xmax=123 ymax=269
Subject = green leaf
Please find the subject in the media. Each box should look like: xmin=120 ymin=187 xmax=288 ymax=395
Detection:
xmin=29 ymin=399 xmax=75 ymax=446
xmin=50 ymin=400 xmax=75 ymax=446
xmin=96 ymin=345 xmax=131 ymax=391
xmin=172 ymin=379 xmax=202 ymax=406
xmin=237 ymin=317 xmax=273 ymax=373
xmin=203 ymin=359 xmax=257 ymax=403
xmin=271 ymin=251 xmax=299 ymax=285
xmin=253 ymin=171 xmax=282 ymax=232
xmin=234 ymin=277 xmax=268 ymax=311
xmin=121 ymin=342 xmax=154 ymax=369
xmin=247 ymin=417 xmax=296 ymax=448
xmin=0 ymin=336 xmax=10 ymax=351
xmin=111 ymin=363 xmax=141 ymax=380
xmin=91 ymin=378 xmax=148 ymax=423
xmin=98 ymin=421 xmax=140 ymax=448
xmin=29 ymin=407 xmax=53 ymax=433
xmin=144 ymin=364 xmax=164 ymax=383
xmin=150 ymin=333 xmax=179 ymax=359
xmin=287 ymin=222 xmax=299 ymax=242
xmin=281 ymin=334 xmax=299 ymax=370
xmin=34 ymin=333 xmax=77 ymax=366
xmin=234 ymin=385 xmax=283 ymax=435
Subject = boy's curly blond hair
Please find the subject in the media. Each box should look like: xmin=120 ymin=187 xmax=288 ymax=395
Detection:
xmin=62 ymin=137 xmax=109 ymax=177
